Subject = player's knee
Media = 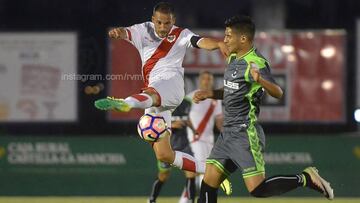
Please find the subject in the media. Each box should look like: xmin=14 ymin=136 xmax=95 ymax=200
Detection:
xmin=158 ymin=171 xmax=170 ymax=182
xmin=142 ymin=88 xmax=160 ymax=106
xmin=184 ymin=171 xmax=196 ymax=179
xmin=155 ymin=151 xmax=172 ymax=163
xmin=250 ymin=189 xmax=265 ymax=198
xmin=202 ymin=164 xmax=223 ymax=188
xmin=249 ymin=184 xmax=268 ymax=198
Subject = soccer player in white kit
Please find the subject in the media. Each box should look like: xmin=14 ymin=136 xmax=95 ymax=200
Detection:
xmin=95 ymin=2 xmax=229 ymax=177
xmin=178 ymin=71 xmax=224 ymax=202
xmin=187 ymin=71 xmax=223 ymax=177
xmin=187 ymin=72 xmax=223 ymax=163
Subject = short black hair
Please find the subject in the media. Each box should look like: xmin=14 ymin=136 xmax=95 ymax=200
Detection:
xmin=153 ymin=2 xmax=175 ymax=16
xmin=224 ymin=15 xmax=255 ymax=41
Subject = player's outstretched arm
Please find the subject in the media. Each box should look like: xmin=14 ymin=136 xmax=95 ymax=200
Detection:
xmin=197 ymin=38 xmax=229 ymax=57
xmin=192 ymin=88 xmax=224 ymax=104
xmin=108 ymin=27 xmax=128 ymax=40
xmin=250 ymin=67 xmax=283 ymax=99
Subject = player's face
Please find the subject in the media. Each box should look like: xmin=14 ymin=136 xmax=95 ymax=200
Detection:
xmin=224 ymin=27 xmax=245 ymax=53
xmin=152 ymin=11 xmax=175 ymax=38
xmin=199 ymin=73 xmax=214 ymax=90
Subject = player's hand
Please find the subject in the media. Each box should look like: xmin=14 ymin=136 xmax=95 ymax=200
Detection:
xmin=218 ymin=42 xmax=229 ymax=58
xmin=108 ymin=28 xmax=123 ymax=39
xmin=193 ymin=90 xmax=212 ymax=104
xmin=250 ymin=62 xmax=261 ymax=82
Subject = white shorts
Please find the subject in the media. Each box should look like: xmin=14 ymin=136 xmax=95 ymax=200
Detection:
xmin=144 ymin=74 xmax=184 ymax=128
xmin=149 ymin=74 xmax=184 ymax=110
xmin=190 ymin=141 xmax=214 ymax=162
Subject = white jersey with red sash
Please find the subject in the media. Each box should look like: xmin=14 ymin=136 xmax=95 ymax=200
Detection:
xmin=125 ymin=22 xmax=196 ymax=86
xmin=186 ymin=90 xmax=223 ymax=144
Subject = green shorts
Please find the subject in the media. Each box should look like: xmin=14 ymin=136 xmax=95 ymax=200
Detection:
xmin=207 ymin=122 xmax=265 ymax=178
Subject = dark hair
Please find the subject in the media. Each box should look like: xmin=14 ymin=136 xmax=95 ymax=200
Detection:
xmin=224 ymin=15 xmax=255 ymax=41
xmin=153 ymin=2 xmax=175 ymax=16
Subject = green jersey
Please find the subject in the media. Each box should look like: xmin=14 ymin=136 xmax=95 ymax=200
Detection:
xmin=223 ymin=47 xmax=276 ymax=127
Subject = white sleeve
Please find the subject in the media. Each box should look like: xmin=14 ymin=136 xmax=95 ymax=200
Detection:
xmin=182 ymin=28 xmax=198 ymax=48
xmin=125 ymin=23 xmax=144 ymax=51
xmin=214 ymin=100 xmax=222 ymax=116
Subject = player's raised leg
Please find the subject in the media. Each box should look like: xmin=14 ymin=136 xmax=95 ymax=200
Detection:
xmin=95 ymin=79 xmax=205 ymax=173
xmin=151 ymin=109 xmax=205 ymax=174
xmin=238 ymin=123 xmax=333 ymax=199
xmin=302 ymin=167 xmax=334 ymax=199
xmin=94 ymin=87 xmax=160 ymax=112
xmin=243 ymin=167 xmax=334 ymax=199
xmin=94 ymin=78 xmax=231 ymax=192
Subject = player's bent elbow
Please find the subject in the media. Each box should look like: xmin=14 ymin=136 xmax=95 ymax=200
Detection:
xmin=275 ymin=88 xmax=283 ymax=99
xmin=269 ymin=87 xmax=283 ymax=99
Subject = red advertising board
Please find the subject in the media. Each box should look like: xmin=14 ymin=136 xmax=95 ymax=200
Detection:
xmin=109 ymin=40 xmax=144 ymax=120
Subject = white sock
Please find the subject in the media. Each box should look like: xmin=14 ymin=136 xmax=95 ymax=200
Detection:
xmin=173 ymin=151 xmax=205 ymax=174
xmin=178 ymin=188 xmax=191 ymax=203
xmin=197 ymin=174 xmax=204 ymax=190
xmin=124 ymin=93 xmax=153 ymax=109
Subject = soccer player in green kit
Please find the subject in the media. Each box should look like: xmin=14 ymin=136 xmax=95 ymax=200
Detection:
xmin=193 ymin=15 xmax=334 ymax=203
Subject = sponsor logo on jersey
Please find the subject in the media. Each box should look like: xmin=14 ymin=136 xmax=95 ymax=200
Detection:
xmin=224 ymin=80 xmax=239 ymax=90
xmin=240 ymin=123 xmax=247 ymax=128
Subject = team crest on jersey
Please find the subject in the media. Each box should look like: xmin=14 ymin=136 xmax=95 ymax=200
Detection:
xmin=231 ymin=70 xmax=238 ymax=78
xmin=167 ymin=35 xmax=176 ymax=43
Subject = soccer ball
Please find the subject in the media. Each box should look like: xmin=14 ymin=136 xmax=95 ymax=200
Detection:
xmin=137 ymin=113 xmax=168 ymax=142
